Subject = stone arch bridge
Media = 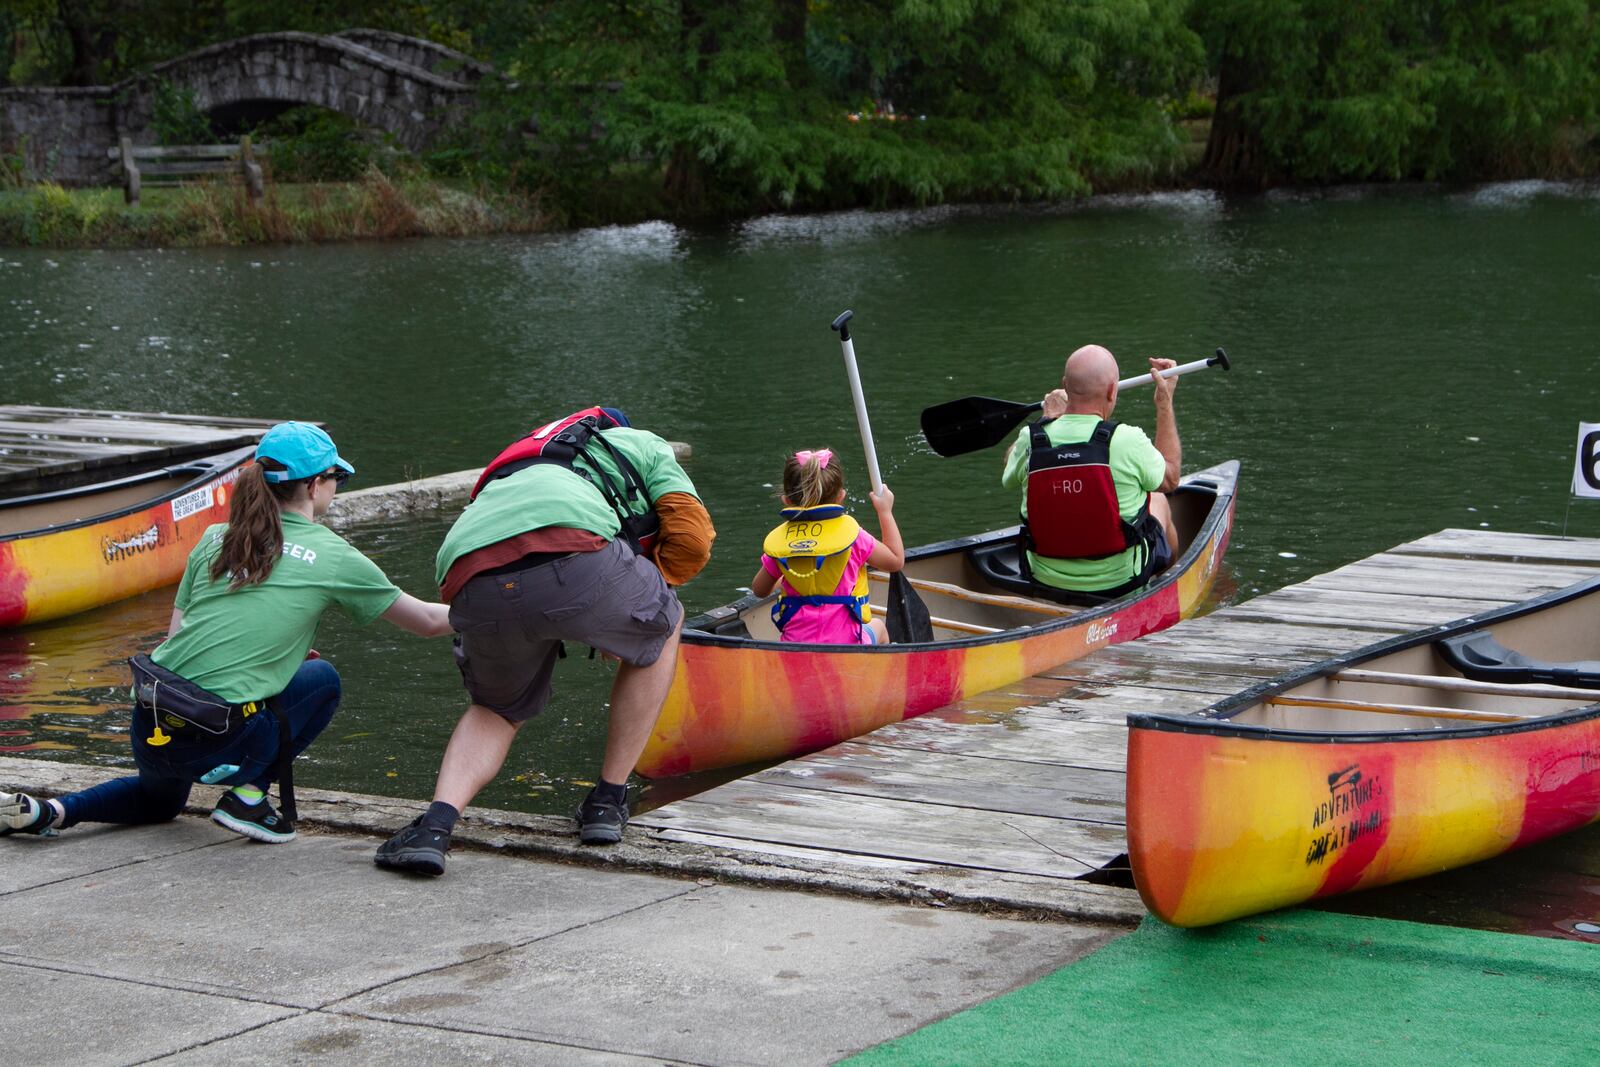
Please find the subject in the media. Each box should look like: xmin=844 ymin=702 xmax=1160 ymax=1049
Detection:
xmin=1 ymin=30 xmax=493 ymax=185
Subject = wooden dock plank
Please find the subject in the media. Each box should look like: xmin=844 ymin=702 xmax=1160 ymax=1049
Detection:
xmin=0 ymin=405 xmax=287 ymax=494
xmin=1391 ymin=528 xmax=1600 ymax=566
xmin=646 ymin=784 xmax=1124 ymax=878
xmin=638 ymin=529 xmax=1600 ymax=921
xmin=751 ymin=743 xmax=1127 ymax=823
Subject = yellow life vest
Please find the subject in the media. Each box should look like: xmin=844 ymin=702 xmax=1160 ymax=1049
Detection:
xmin=762 ymin=505 xmax=871 ymax=630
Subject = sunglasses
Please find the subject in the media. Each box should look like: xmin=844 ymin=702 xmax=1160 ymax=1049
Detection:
xmin=319 ymin=469 xmax=351 ymax=486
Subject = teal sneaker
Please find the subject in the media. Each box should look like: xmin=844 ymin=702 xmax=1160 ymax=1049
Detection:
xmin=211 ymin=790 xmax=295 ymax=843
xmin=0 ymin=791 xmax=59 ymax=836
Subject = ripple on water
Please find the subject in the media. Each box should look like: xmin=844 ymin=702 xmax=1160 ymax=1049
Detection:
xmin=736 ymin=205 xmax=958 ymax=249
xmin=1461 ymin=179 xmax=1600 ymax=207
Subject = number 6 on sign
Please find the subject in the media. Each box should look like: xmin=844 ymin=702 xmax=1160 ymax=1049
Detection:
xmin=1574 ymin=423 xmax=1600 ymax=499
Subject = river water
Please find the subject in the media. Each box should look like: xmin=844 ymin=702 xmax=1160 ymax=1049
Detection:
xmin=3 ymin=183 xmax=1599 ymax=931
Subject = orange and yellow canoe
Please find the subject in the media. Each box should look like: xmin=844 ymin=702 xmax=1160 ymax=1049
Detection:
xmin=638 ymin=460 xmax=1239 ymax=778
xmin=0 ymin=447 xmax=250 ymax=627
xmin=1128 ymin=574 xmax=1600 ymax=927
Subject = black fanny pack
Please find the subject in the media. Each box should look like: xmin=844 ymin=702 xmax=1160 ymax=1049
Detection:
xmin=128 ymin=654 xmax=298 ymax=824
xmin=129 ymin=654 xmax=264 ymax=737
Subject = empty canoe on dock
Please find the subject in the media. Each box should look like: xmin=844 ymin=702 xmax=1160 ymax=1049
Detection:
xmin=0 ymin=447 xmax=251 ymax=627
xmin=637 ymin=460 xmax=1239 ymax=778
xmin=1127 ymin=573 xmax=1600 ymax=927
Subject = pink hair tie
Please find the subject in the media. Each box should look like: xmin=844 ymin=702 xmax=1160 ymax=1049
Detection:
xmin=794 ymin=449 xmax=832 ymax=469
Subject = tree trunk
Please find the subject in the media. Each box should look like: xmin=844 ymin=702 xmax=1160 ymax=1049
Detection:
xmin=1200 ymin=48 xmax=1266 ymax=189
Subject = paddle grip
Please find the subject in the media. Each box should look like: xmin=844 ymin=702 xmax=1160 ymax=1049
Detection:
xmin=831 ymin=309 xmax=853 ymax=342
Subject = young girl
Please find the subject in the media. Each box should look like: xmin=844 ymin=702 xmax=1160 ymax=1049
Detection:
xmin=752 ymin=449 xmax=905 ymax=645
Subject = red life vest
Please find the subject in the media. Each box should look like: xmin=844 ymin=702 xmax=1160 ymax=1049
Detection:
xmin=471 ymin=408 xmax=659 ymax=555
xmin=1023 ymin=419 xmax=1148 ymax=560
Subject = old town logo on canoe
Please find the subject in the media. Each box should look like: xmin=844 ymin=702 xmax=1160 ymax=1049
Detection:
xmin=1304 ymin=763 xmax=1384 ymax=867
xmin=102 ymin=523 xmax=168 ymax=563
xmin=1086 ymin=619 xmax=1119 ymax=645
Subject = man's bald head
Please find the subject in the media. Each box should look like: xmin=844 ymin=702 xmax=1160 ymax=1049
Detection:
xmin=1062 ymin=344 xmax=1120 ymax=413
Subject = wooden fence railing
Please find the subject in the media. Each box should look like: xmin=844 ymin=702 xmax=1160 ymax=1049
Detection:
xmin=106 ymin=136 xmax=268 ymax=206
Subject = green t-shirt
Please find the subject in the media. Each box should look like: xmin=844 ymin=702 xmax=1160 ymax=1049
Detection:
xmin=1000 ymin=414 xmax=1167 ymax=591
xmin=435 ymin=426 xmax=698 ymax=585
xmin=152 ymin=512 xmax=402 ymax=702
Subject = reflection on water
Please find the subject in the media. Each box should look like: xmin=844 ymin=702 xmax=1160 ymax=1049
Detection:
xmin=3 ymin=182 xmax=1599 ymax=819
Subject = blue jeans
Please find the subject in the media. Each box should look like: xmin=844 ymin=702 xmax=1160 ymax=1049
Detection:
xmin=57 ymin=659 xmax=342 ymax=828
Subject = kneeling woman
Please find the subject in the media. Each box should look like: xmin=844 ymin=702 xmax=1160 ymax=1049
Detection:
xmin=0 ymin=422 xmax=452 ymax=844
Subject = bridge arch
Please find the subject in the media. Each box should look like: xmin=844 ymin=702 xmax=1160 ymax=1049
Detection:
xmin=123 ymin=32 xmax=482 ymax=153
xmin=1 ymin=30 xmax=492 ymax=183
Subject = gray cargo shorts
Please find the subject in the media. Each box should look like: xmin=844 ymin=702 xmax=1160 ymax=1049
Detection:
xmin=448 ymin=538 xmax=684 ymax=723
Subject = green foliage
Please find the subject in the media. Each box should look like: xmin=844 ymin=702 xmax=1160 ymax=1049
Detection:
xmin=151 ymin=81 xmax=214 ymax=145
xmin=256 ymin=106 xmax=375 ymax=181
xmin=0 ymin=136 xmax=26 ymax=188
xmin=467 ymin=0 xmax=1206 ymax=221
xmin=1198 ymin=0 xmax=1600 ymax=184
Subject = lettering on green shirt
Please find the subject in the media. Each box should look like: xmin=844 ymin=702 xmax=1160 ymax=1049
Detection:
xmin=1000 ymin=415 xmax=1166 ymax=591
xmin=151 ymin=512 xmax=402 ymax=702
xmin=435 ymin=426 xmax=697 ymax=586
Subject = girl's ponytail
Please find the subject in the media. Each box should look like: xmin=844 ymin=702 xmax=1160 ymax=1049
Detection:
xmin=781 ymin=449 xmax=846 ymax=509
xmin=210 ymin=460 xmax=295 ymax=589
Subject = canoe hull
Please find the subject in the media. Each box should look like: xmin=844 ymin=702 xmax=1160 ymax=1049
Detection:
xmin=638 ymin=463 xmax=1237 ymax=778
xmin=1128 ymin=711 xmax=1600 ymax=927
xmin=0 ymin=450 xmax=249 ymax=627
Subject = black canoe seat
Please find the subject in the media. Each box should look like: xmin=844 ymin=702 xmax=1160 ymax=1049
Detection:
xmin=686 ymin=603 xmax=754 ymax=640
xmin=966 ymin=540 xmax=1111 ymax=609
xmin=1436 ymin=630 xmax=1600 ymax=689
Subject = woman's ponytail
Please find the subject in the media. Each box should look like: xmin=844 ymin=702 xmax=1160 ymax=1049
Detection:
xmin=210 ymin=460 xmax=295 ymax=589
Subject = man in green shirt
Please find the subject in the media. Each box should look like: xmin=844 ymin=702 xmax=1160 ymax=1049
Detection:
xmin=376 ymin=409 xmax=714 ymax=877
xmin=1000 ymin=344 xmax=1182 ymax=594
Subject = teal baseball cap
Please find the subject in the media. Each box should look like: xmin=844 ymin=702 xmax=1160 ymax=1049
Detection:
xmin=256 ymin=422 xmax=355 ymax=483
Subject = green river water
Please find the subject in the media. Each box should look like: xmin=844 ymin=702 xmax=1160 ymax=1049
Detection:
xmin=3 ymin=182 xmax=1598 ymax=933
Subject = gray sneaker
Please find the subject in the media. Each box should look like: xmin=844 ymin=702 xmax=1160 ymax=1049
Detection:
xmin=575 ymin=788 xmax=628 ymax=845
xmin=374 ymin=817 xmax=451 ymax=876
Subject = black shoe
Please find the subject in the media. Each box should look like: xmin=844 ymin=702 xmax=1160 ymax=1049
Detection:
xmin=375 ymin=816 xmax=450 ymax=876
xmin=576 ymin=788 xmax=628 ymax=845
xmin=211 ymin=790 xmax=296 ymax=843
xmin=0 ymin=791 xmax=59 ymax=837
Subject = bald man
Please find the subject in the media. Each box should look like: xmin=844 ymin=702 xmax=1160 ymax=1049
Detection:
xmin=999 ymin=344 xmax=1181 ymax=596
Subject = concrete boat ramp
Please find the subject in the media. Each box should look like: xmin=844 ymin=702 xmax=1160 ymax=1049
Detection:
xmin=3 ymin=527 xmax=1599 ymax=1064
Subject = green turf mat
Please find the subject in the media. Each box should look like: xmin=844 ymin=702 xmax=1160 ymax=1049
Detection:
xmin=845 ymin=910 xmax=1600 ymax=1066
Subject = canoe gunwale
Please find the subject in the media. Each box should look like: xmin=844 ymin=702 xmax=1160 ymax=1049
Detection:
xmin=1128 ymin=570 xmax=1600 ymax=744
xmin=681 ymin=459 xmax=1240 ymax=656
xmin=0 ymin=445 xmax=255 ymax=543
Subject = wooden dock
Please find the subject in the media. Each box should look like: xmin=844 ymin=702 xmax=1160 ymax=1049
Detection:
xmin=636 ymin=529 xmax=1600 ymax=922
xmin=0 ymin=405 xmax=282 ymax=495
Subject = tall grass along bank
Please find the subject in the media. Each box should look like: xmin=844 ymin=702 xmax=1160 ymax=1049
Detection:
xmin=0 ymin=170 xmax=550 ymax=248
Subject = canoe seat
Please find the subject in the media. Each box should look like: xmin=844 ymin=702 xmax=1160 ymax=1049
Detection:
xmin=1436 ymin=630 xmax=1600 ymax=689
xmin=965 ymin=541 xmax=1110 ymax=608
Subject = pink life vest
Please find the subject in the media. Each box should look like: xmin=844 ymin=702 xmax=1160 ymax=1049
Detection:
xmin=1023 ymin=419 xmax=1148 ymax=560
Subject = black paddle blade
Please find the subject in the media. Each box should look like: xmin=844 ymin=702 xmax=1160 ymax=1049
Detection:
xmin=886 ymin=572 xmax=934 ymax=644
xmin=919 ymin=396 xmax=1042 ymax=457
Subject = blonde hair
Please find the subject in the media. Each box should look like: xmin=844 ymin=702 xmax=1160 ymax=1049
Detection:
xmin=781 ymin=449 xmax=846 ymax=509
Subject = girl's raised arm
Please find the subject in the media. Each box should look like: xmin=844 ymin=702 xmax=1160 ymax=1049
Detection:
xmin=866 ymin=485 xmax=904 ymax=572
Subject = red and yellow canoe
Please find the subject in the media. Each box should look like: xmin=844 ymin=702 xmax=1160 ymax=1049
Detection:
xmin=0 ymin=447 xmax=251 ymax=627
xmin=638 ymin=460 xmax=1239 ymax=778
xmin=1128 ymin=574 xmax=1600 ymax=927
